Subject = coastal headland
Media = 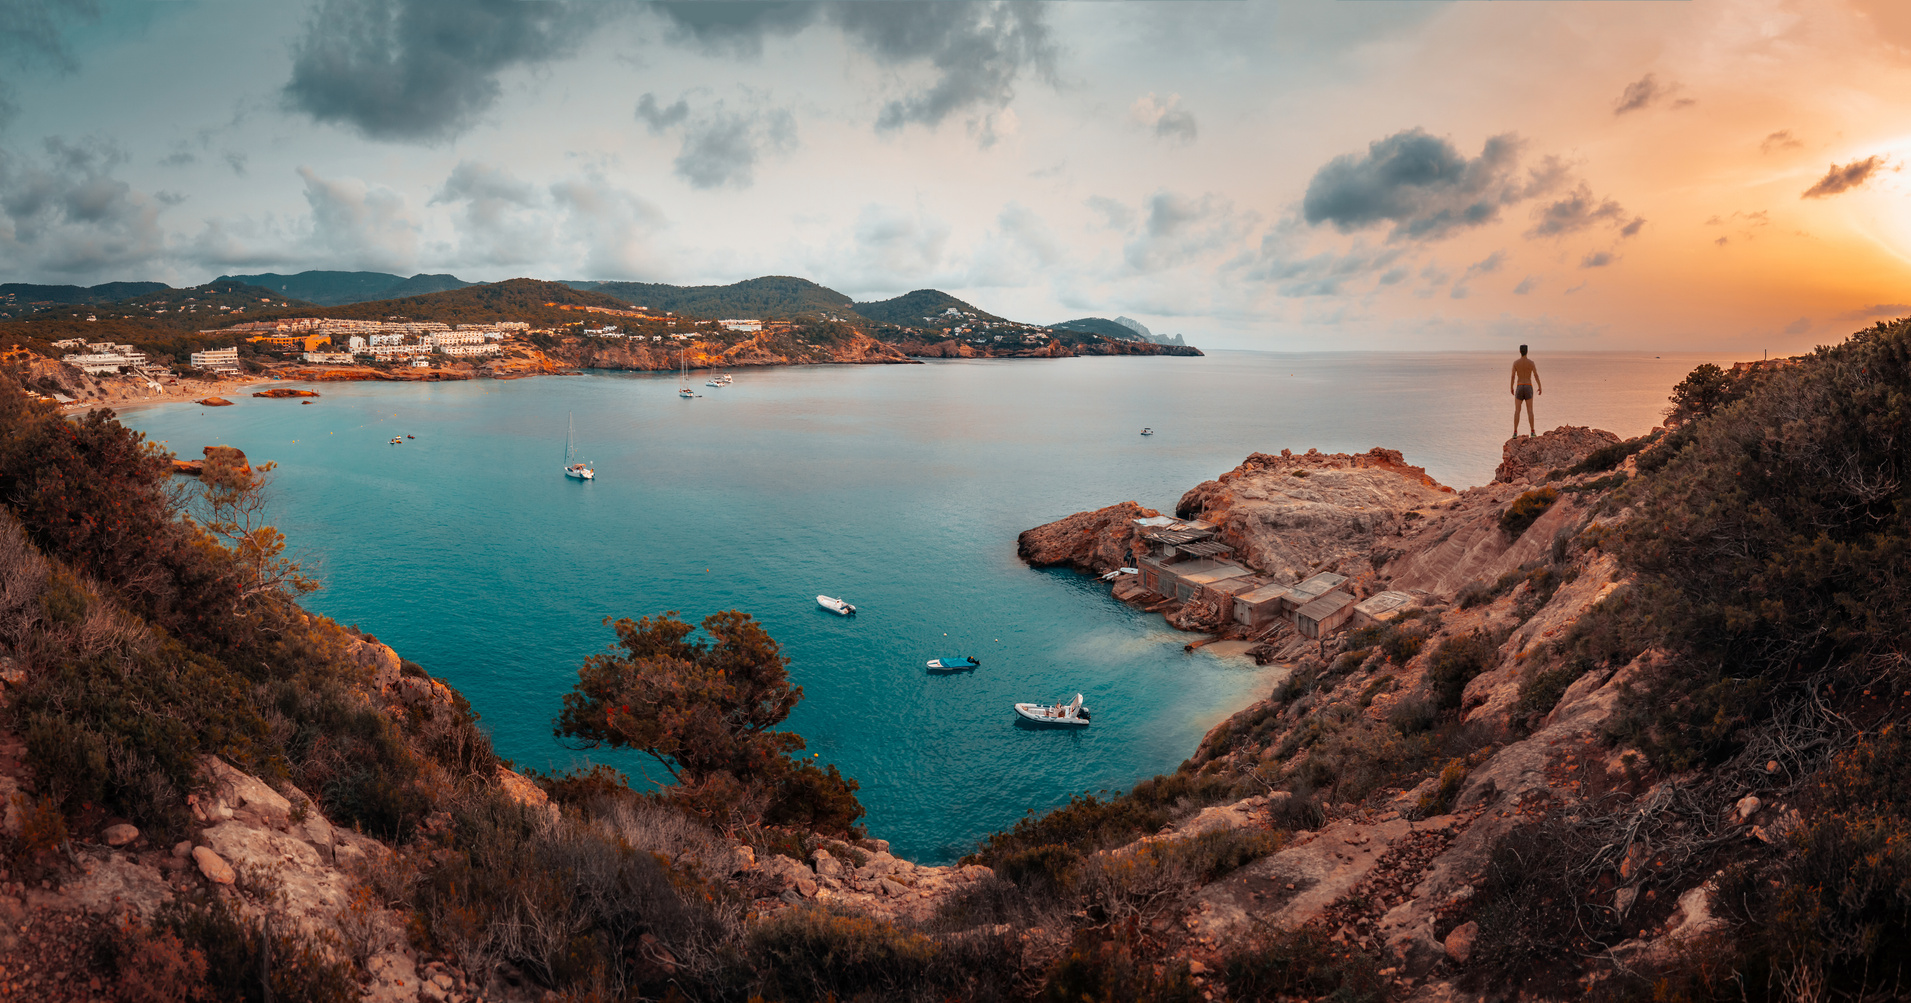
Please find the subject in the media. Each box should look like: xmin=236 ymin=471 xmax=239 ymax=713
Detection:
xmin=3 ymin=325 xmax=1905 ymax=1001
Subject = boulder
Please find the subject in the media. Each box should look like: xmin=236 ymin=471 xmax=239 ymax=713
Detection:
xmin=1443 ymin=920 xmax=1479 ymax=964
xmin=192 ymin=846 xmax=235 ymax=885
xmin=812 ymin=849 xmax=844 ymax=879
xmin=64 ymin=853 xmax=172 ymax=919
xmin=1017 ymin=501 xmax=1159 ymax=574
xmin=1492 ymin=426 xmax=1621 ymax=485
xmin=201 ymin=820 xmax=353 ymax=935
xmin=197 ymin=397 xmax=234 ymax=407
xmin=102 ymin=823 xmax=139 ymax=846
xmin=496 ymin=766 xmax=558 ymax=823
xmin=200 ymin=755 xmax=292 ymax=829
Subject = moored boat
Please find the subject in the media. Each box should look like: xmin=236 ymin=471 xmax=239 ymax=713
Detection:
xmin=1014 ymin=693 xmax=1090 ymax=726
xmin=817 ymin=595 xmax=856 ymax=615
xmin=927 ymin=655 xmax=980 ymax=671
xmin=1140 ymin=427 xmax=1153 ymax=435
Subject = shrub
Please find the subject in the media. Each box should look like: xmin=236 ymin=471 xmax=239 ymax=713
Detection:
xmin=1041 ymin=935 xmax=1199 ymax=1003
xmin=1415 ymin=758 xmax=1467 ymax=816
xmin=108 ymin=916 xmax=211 ymax=1003
xmin=745 ymin=907 xmax=938 ymax=1001
xmin=154 ymin=891 xmax=358 ymax=1003
xmin=1425 ymin=632 xmax=1498 ymax=711
xmin=1499 ymin=488 xmax=1559 ymax=539
xmin=1219 ymin=926 xmax=1386 ymax=1003
xmin=1566 ymin=434 xmax=1654 ymax=475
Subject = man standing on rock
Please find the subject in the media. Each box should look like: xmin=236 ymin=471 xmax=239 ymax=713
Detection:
xmin=1511 ymin=344 xmax=1542 ymax=438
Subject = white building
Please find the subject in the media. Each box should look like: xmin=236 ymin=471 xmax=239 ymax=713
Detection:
xmin=430 ymin=330 xmax=487 ymax=347
xmin=63 ymin=352 xmax=142 ymax=375
xmin=190 ymin=347 xmax=241 ymax=372
xmin=368 ymin=333 xmax=405 ymax=347
xmin=50 ymin=338 xmax=85 ymax=350
xmin=347 ymin=335 xmax=368 ymax=354
xmin=302 ymin=351 xmax=354 ymax=364
xmin=438 ymin=343 xmax=501 ymax=357
xmin=720 ymin=319 xmax=762 ymax=333
xmin=368 ymin=343 xmax=431 ymax=359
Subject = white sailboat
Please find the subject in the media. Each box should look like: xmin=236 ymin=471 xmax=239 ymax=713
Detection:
xmin=679 ymin=348 xmax=697 ymax=398
xmin=563 ymin=412 xmax=593 ymax=480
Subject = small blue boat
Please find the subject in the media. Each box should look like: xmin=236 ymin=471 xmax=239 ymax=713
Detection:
xmin=926 ymin=655 xmax=980 ymax=671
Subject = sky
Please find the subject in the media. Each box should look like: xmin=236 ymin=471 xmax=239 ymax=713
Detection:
xmin=2 ymin=0 xmax=1910 ymax=352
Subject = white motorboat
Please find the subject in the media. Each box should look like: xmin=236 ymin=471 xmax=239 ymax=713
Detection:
xmin=1015 ymin=693 xmax=1090 ymax=726
xmin=1140 ymin=428 xmax=1154 ymax=435
xmin=817 ymin=595 xmax=856 ymax=615
xmin=563 ymin=412 xmax=594 ymax=480
xmin=705 ymin=378 xmax=722 ymax=387
xmin=1098 ymin=567 xmax=1139 ymax=581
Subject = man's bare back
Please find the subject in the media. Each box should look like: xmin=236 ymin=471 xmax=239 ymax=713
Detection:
xmin=1510 ymin=345 xmax=1541 ymax=437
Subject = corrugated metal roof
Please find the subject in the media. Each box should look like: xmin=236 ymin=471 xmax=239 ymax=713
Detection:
xmin=1235 ymin=583 xmax=1294 ymax=606
xmin=1297 ymin=590 xmax=1356 ymax=619
xmin=1146 ymin=528 xmax=1214 ymax=545
xmin=1181 ymin=564 xmax=1253 ymax=586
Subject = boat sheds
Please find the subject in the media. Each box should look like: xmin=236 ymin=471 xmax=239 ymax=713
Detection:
xmin=1131 ymin=516 xmax=1388 ymax=639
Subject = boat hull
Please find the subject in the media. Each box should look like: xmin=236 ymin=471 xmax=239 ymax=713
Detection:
xmin=927 ymin=657 xmax=979 ymax=671
xmin=565 ymin=467 xmax=594 ymax=480
xmin=817 ymin=595 xmax=856 ymax=615
xmin=1013 ymin=702 xmax=1090 ymax=726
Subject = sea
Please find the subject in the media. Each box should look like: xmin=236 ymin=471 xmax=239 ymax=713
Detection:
xmin=115 ymin=350 xmax=1709 ymax=863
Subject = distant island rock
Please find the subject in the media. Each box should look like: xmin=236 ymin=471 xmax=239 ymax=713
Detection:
xmin=197 ymin=397 xmax=234 ymax=406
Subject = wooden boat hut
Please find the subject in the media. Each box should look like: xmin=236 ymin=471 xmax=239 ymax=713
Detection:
xmin=1296 ymin=589 xmax=1358 ymax=639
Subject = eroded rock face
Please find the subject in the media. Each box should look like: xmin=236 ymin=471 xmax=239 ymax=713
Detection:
xmin=1493 ymin=426 xmax=1621 ymax=484
xmin=1017 ymin=501 xmax=1160 ymax=574
xmin=1173 ymin=449 xmax=1453 ymax=582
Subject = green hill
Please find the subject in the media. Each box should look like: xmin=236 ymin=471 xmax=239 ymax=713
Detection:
xmin=0 ymin=281 xmax=172 ymax=320
xmin=854 ymin=289 xmax=1002 ymax=328
xmin=568 ymin=276 xmax=857 ymax=320
xmin=218 ymin=270 xmax=473 ymax=306
xmin=287 ymin=278 xmax=632 ymax=326
xmin=1050 ymin=317 xmax=1144 ymax=341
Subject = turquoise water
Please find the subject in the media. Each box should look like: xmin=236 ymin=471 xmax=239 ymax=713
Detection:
xmin=116 ymin=350 xmax=1703 ymax=862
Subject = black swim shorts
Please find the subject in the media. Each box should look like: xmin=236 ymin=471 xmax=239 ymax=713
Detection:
xmin=1515 ymin=385 xmax=1534 ymax=401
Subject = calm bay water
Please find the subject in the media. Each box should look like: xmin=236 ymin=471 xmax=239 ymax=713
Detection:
xmin=117 ymin=350 xmax=1704 ymax=862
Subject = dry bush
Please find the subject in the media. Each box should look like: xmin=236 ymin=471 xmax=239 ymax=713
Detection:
xmin=111 ymin=915 xmax=211 ymax=1003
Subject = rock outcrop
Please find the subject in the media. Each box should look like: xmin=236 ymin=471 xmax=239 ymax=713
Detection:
xmin=197 ymin=397 xmax=234 ymax=406
xmin=1493 ymin=425 xmax=1621 ymax=484
xmin=252 ymin=387 xmax=321 ymax=398
xmin=1173 ymin=448 xmax=1453 ymax=582
xmin=1016 ymin=501 xmax=1160 ymax=574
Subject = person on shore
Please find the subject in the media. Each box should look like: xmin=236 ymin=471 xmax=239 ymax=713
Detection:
xmin=1511 ymin=344 xmax=1542 ymax=438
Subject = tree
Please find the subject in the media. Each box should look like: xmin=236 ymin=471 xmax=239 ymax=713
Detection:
xmin=191 ymin=448 xmax=318 ymax=602
xmin=555 ymin=610 xmax=863 ymax=834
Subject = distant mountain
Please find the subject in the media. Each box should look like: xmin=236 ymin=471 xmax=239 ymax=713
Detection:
xmin=853 ymin=289 xmax=1002 ymax=328
xmin=568 ymin=276 xmax=857 ymax=320
xmin=0 ymin=281 xmax=172 ymax=319
xmin=300 ymin=278 xmax=633 ymax=325
xmin=217 ymin=270 xmax=473 ymax=306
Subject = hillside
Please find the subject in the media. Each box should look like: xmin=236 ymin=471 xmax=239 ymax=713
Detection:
xmin=0 ymin=281 xmax=171 ymax=319
xmin=569 ymin=275 xmax=858 ymax=320
xmin=219 ymin=270 xmax=474 ymax=306
xmin=853 ymin=288 xmax=1002 ymax=328
xmin=1051 ymin=316 xmax=1143 ymax=341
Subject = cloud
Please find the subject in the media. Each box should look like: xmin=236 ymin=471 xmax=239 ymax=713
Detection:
xmin=966 ymin=202 xmax=1063 ymax=286
xmin=1085 ymin=195 xmax=1133 ymax=230
xmin=1130 ymin=93 xmax=1197 ymax=144
xmin=296 ymin=166 xmax=418 ymax=271
xmin=1301 ymin=129 xmax=1564 ymax=242
xmin=224 ymin=153 xmax=248 ymax=177
xmin=1125 ymin=190 xmax=1255 ymax=273
xmin=1580 ymin=251 xmax=1615 ymax=268
xmin=835 ymin=202 xmax=951 ymax=287
xmin=1783 ymin=316 xmax=1812 ymax=335
xmin=647 ymin=2 xmax=823 ymax=57
xmin=0 ymin=136 xmax=168 ymax=277
xmin=284 ymin=0 xmax=604 ymax=143
xmin=430 ymin=160 xmax=552 ymax=266
xmin=1613 ymin=73 xmax=1689 ymax=115
xmin=1513 ymin=275 xmax=1538 ymax=295
xmin=637 ymin=93 xmax=798 ymax=190
xmin=839 ymin=2 xmax=1058 ymax=136
xmin=1619 ymin=216 xmax=1645 ymax=237
xmin=1525 ymin=182 xmax=1630 ymax=238
xmin=1833 ymin=303 xmax=1911 ymax=321
xmin=550 ymin=172 xmax=668 ymax=279
xmin=1801 ymin=156 xmax=1884 ymax=199
xmin=0 ymin=0 xmax=98 ymax=129
xmin=1761 ymin=130 xmax=1803 ymax=153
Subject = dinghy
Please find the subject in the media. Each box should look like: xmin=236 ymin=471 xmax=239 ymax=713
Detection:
xmin=1014 ymin=693 xmax=1090 ymax=726
xmin=817 ymin=595 xmax=856 ymax=615
xmin=1098 ymin=568 xmax=1139 ymax=581
xmin=927 ymin=655 xmax=979 ymax=671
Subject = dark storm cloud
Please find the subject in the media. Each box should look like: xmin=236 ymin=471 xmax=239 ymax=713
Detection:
xmin=1301 ymin=129 xmax=1563 ymax=242
xmin=1801 ymin=156 xmax=1884 ymax=199
xmin=283 ymin=0 xmax=605 ymax=143
xmin=1526 ymin=182 xmax=1634 ymax=239
xmin=648 ymin=2 xmax=823 ymax=56
xmin=636 ymin=92 xmax=797 ymax=190
xmin=0 ymin=0 xmax=98 ymax=128
xmin=0 ymin=135 xmax=166 ymax=276
xmin=834 ymin=2 xmax=1057 ymax=133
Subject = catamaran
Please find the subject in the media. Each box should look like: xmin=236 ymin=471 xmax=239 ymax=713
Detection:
xmin=563 ymin=412 xmax=594 ymax=480
xmin=1014 ymin=693 xmax=1090 ymax=726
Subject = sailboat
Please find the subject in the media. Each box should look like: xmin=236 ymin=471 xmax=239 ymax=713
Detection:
xmin=563 ymin=413 xmax=594 ymax=480
xmin=679 ymin=348 xmax=697 ymax=398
